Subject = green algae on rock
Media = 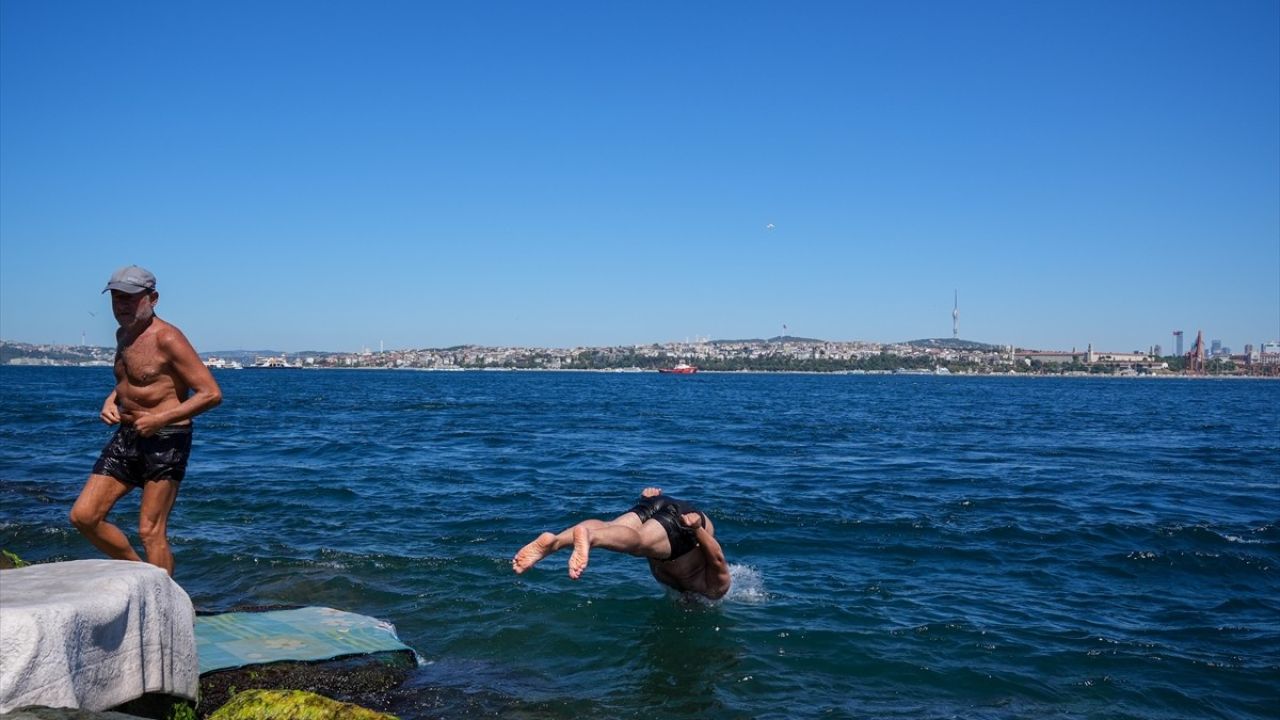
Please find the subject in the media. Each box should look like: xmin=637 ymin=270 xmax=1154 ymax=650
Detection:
xmin=206 ymin=690 xmax=396 ymax=720
xmin=1 ymin=549 xmax=29 ymax=569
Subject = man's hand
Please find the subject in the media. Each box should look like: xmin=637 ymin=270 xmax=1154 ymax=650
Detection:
xmin=132 ymin=412 xmax=165 ymax=437
xmin=681 ymin=511 xmax=705 ymax=529
xmin=641 ymin=487 xmax=663 ymax=498
xmin=100 ymin=399 xmax=121 ymax=425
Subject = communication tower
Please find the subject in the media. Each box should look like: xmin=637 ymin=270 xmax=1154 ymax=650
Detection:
xmin=952 ymin=290 xmax=959 ymax=340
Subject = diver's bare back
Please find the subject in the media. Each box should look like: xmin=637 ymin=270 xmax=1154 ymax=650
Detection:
xmin=649 ymin=551 xmax=712 ymax=595
xmin=114 ymin=319 xmax=189 ymax=425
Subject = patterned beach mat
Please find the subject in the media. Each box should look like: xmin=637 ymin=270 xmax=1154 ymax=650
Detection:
xmin=195 ymin=606 xmax=413 ymax=675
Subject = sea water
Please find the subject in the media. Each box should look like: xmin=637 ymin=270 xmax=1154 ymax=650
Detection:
xmin=1 ymin=367 xmax=1276 ymax=719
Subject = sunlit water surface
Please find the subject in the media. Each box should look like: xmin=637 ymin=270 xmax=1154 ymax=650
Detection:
xmin=2 ymin=368 xmax=1277 ymax=719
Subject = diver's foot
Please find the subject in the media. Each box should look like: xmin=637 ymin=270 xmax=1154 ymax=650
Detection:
xmin=513 ymin=532 xmax=557 ymax=574
xmin=568 ymin=526 xmax=591 ymax=579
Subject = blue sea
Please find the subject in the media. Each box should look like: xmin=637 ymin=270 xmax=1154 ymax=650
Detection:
xmin=2 ymin=367 xmax=1277 ymax=719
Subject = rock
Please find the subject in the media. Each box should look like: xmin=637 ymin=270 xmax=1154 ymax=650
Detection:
xmin=196 ymin=651 xmax=415 ymax=717
xmin=206 ymin=689 xmax=396 ymax=720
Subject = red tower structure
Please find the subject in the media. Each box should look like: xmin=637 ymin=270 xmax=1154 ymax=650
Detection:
xmin=1186 ymin=330 xmax=1205 ymax=374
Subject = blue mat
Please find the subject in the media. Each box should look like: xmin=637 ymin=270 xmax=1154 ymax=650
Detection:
xmin=195 ymin=606 xmax=413 ymax=675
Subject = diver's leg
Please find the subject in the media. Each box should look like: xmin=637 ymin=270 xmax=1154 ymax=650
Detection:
xmin=514 ymin=519 xmax=608 ymax=573
xmin=568 ymin=521 xmax=671 ymax=579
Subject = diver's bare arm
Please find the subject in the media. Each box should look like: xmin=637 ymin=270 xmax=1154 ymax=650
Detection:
xmin=692 ymin=524 xmax=732 ymax=599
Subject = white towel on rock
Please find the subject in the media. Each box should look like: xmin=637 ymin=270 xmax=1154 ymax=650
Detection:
xmin=0 ymin=559 xmax=197 ymax=711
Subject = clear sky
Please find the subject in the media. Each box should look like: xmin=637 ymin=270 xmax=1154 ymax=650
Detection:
xmin=2 ymin=1 xmax=1277 ymax=353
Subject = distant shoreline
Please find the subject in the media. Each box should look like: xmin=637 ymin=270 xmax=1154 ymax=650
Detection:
xmin=3 ymin=364 xmax=1275 ymax=380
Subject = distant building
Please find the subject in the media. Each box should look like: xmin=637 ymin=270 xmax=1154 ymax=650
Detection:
xmin=1016 ymin=350 xmax=1084 ymax=365
xmin=1085 ymin=344 xmax=1150 ymax=365
xmin=1014 ymin=346 xmax=1155 ymax=369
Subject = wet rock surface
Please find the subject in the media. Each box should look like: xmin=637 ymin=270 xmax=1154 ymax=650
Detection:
xmin=196 ymin=651 xmax=417 ymax=718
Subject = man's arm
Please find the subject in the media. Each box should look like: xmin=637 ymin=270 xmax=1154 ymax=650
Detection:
xmin=133 ymin=326 xmax=222 ymax=436
xmin=683 ymin=512 xmax=732 ymax=599
xmin=693 ymin=527 xmax=732 ymax=599
xmin=100 ymin=390 xmax=120 ymax=425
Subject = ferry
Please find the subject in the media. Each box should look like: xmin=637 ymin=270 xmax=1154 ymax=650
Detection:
xmin=658 ymin=362 xmax=698 ymax=374
xmin=202 ymin=357 xmax=244 ymax=370
xmin=248 ymin=356 xmax=294 ymax=369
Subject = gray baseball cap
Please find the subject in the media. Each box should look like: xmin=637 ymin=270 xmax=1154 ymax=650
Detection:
xmin=102 ymin=265 xmax=157 ymax=294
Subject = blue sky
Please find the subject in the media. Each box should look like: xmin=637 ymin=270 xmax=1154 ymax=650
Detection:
xmin=2 ymin=1 xmax=1277 ymax=353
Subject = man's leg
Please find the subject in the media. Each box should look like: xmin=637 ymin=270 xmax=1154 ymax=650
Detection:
xmin=513 ymin=519 xmax=607 ymax=573
xmin=568 ymin=520 xmax=671 ymax=579
xmin=137 ymin=479 xmax=180 ymax=576
xmin=70 ymin=474 xmax=142 ymax=562
xmin=512 ymin=511 xmax=644 ymax=574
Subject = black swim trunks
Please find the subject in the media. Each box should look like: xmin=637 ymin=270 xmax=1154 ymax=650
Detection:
xmin=92 ymin=424 xmax=193 ymax=486
xmin=627 ymin=494 xmax=706 ymax=560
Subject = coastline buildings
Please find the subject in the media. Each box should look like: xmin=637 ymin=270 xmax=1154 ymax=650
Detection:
xmin=7 ymin=337 xmax=1279 ymax=375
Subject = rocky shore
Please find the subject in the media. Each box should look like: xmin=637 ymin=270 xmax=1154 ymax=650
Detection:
xmin=0 ymin=551 xmax=411 ymax=720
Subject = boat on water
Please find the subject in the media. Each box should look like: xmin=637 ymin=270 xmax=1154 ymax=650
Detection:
xmin=202 ymin=357 xmax=244 ymax=370
xmin=658 ymin=362 xmax=698 ymax=374
xmin=248 ymin=356 xmax=295 ymax=369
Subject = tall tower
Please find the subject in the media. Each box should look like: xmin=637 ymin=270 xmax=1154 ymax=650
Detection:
xmin=952 ymin=290 xmax=959 ymax=340
xmin=1188 ymin=330 xmax=1205 ymax=374
xmin=1173 ymin=330 xmax=1183 ymax=357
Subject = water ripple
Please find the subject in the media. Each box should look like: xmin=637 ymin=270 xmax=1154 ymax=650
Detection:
xmin=1 ymin=368 xmax=1277 ymax=720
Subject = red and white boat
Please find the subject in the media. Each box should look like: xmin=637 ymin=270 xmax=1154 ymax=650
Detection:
xmin=658 ymin=362 xmax=698 ymax=374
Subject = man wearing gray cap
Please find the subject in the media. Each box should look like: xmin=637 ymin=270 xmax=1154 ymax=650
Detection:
xmin=69 ymin=265 xmax=222 ymax=576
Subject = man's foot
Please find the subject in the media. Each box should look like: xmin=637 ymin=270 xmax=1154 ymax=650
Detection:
xmin=568 ymin=526 xmax=591 ymax=579
xmin=512 ymin=532 xmax=557 ymax=574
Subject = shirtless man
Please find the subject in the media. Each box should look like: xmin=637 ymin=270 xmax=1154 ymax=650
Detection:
xmin=512 ymin=488 xmax=732 ymax=600
xmin=69 ymin=265 xmax=222 ymax=576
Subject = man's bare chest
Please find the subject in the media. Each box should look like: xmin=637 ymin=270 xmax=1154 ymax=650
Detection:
xmin=116 ymin=340 xmax=168 ymax=385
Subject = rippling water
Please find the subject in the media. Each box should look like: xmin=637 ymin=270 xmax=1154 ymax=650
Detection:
xmin=2 ymin=367 xmax=1277 ymax=719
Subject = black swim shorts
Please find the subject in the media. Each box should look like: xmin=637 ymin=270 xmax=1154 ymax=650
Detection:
xmin=627 ymin=494 xmax=706 ymax=560
xmin=92 ymin=424 xmax=193 ymax=486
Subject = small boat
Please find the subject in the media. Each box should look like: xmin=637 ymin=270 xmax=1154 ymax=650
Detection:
xmin=658 ymin=362 xmax=698 ymax=374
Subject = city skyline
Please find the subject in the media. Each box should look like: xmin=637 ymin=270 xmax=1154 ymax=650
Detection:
xmin=2 ymin=2 xmax=1277 ymax=354
xmin=0 ymin=274 xmax=1271 ymax=356
xmin=1 ymin=322 xmax=1272 ymax=358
